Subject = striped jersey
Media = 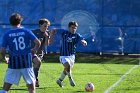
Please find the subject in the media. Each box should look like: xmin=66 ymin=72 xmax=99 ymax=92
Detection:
xmin=57 ymin=29 xmax=84 ymax=56
xmin=2 ymin=28 xmax=37 ymax=69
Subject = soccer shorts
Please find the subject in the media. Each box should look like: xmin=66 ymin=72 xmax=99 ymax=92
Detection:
xmin=4 ymin=68 xmax=35 ymax=85
xmin=59 ymin=55 xmax=75 ymax=67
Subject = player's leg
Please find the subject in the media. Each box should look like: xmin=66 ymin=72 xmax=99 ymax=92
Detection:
xmin=65 ymin=56 xmax=75 ymax=86
xmin=64 ymin=62 xmax=76 ymax=87
xmin=56 ymin=57 xmax=67 ymax=87
xmin=56 ymin=56 xmax=75 ymax=87
xmin=0 ymin=82 xmax=12 ymax=93
xmin=26 ymin=84 xmax=36 ymax=93
xmin=32 ymin=55 xmax=41 ymax=87
xmin=56 ymin=66 xmax=67 ymax=87
xmin=22 ymin=68 xmax=36 ymax=93
xmin=0 ymin=68 xmax=21 ymax=93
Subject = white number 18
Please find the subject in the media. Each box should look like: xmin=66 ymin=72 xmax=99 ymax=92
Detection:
xmin=13 ymin=36 xmax=25 ymax=50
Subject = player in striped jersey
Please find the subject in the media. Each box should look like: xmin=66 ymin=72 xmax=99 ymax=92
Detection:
xmin=50 ymin=21 xmax=87 ymax=87
xmin=0 ymin=13 xmax=41 ymax=93
xmin=32 ymin=18 xmax=50 ymax=87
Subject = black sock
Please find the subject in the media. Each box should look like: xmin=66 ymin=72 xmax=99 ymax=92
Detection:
xmin=34 ymin=68 xmax=39 ymax=81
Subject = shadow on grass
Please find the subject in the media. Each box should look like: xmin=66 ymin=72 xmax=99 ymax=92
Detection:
xmin=74 ymin=90 xmax=86 ymax=92
xmin=10 ymin=88 xmax=27 ymax=91
xmin=35 ymin=86 xmax=47 ymax=90
xmin=36 ymin=86 xmax=62 ymax=90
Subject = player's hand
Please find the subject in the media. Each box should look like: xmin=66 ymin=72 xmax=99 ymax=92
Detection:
xmin=31 ymin=48 xmax=37 ymax=54
xmin=51 ymin=28 xmax=56 ymax=35
xmin=81 ymin=40 xmax=87 ymax=46
xmin=43 ymin=32 xmax=49 ymax=37
xmin=4 ymin=57 xmax=9 ymax=64
xmin=49 ymin=28 xmax=56 ymax=43
xmin=83 ymin=41 xmax=87 ymax=46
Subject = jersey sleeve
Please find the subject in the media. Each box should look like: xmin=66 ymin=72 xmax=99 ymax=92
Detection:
xmin=27 ymin=30 xmax=38 ymax=41
xmin=32 ymin=29 xmax=38 ymax=35
xmin=77 ymin=33 xmax=84 ymax=42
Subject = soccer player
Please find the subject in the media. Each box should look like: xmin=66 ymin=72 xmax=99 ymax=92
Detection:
xmin=32 ymin=18 xmax=50 ymax=87
xmin=0 ymin=13 xmax=41 ymax=93
xmin=50 ymin=21 xmax=87 ymax=87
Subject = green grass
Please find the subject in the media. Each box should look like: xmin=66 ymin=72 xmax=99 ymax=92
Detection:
xmin=0 ymin=62 xmax=140 ymax=93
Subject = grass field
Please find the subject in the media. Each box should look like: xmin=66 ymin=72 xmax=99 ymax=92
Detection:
xmin=0 ymin=58 xmax=140 ymax=93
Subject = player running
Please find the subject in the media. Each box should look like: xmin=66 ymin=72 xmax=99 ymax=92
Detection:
xmin=50 ymin=21 xmax=87 ymax=87
xmin=0 ymin=13 xmax=41 ymax=93
xmin=32 ymin=18 xmax=50 ymax=87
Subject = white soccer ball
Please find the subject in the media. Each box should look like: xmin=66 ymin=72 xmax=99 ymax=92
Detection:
xmin=85 ymin=82 xmax=95 ymax=92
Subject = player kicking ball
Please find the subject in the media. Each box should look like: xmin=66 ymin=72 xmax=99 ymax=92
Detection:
xmin=50 ymin=21 xmax=87 ymax=87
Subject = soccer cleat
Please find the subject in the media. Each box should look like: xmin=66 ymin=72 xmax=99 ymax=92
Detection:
xmin=35 ymin=80 xmax=39 ymax=87
xmin=69 ymin=78 xmax=76 ymax=87
xmin=56 ymin=79 xmax=63 ymax=88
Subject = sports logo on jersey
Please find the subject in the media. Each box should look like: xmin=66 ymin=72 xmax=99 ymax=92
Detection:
xmin=67 ymin=37 xmax=72 ymax=42
xmin=67 ymin=36 xmax=75 ymax=42
xmin=72 ymin=36 xmax=76 ymax=39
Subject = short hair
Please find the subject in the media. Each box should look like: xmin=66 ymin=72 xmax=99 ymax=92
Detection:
xmin=39 ymin=18 xmax=50 ymax=26
xmin=68 ymin=21 xmax=78 ymax=27
xmin=9 ymin=13 xmax=23 ymax=26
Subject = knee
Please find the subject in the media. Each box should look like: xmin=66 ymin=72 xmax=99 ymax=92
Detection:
xmin=33 ymin=58 xmax=41 ymax=68
xmin=36 ymin=61 xmax=41 ymax=66
xmin=64 ymin=66 xmax=70 ymax=72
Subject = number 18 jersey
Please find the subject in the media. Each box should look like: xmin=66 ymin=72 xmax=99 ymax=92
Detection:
xmin=2 ymin=28 xmax=37 ymax=69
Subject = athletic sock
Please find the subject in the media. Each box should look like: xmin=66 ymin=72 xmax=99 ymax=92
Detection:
xmin=66 ymin=71 xmax=76 ymax=86
xmin=33 ymin=68 xmax=39 ymax=81
xmin=66 ymin=71 xmax=72 ymax=79
xmin=59 ymin=71 xmax=66 ymax=81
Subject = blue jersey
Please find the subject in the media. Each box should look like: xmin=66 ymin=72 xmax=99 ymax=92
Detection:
xmin=2 ymin=28 xmax=37 ymax=69
xmin=57 ymin=29 xmax=83 ymax=56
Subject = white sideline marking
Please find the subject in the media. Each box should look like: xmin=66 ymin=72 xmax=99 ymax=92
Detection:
xmin=104 ymin=65 xmax=139 ymax=93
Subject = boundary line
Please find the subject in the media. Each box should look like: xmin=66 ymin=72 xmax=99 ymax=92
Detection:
xmin=104 ymin=64 xmax=139 ymax=93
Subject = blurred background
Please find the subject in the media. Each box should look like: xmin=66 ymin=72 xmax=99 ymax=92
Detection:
xmin=0 ymin=0 xmax=140 ymax=54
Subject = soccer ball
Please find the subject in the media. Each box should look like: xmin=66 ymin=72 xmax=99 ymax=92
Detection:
xmin=85 ymin=82 xmax=94 ymax=92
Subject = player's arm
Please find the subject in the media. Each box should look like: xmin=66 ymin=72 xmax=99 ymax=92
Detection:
xmin=29 ymin=30 xmax=41 ymax=54
xmin=0 ymin=48 xmax=9 ymax=64
xmin=50 ymin=28 xmax=57 ymax=36
xmin=49 ymin=28 xmax=57 ymax=43
xmin=78 ymin=33 xmax=87 ymax=46
xmin=43 ymin=31 xmax=50 ymax=46
xmin=49 ymin=28 xmax=65 ymax=43
xmin=81 ymin=40 xmax=87 ymax=46
xmin=0 ymin=33 xmax=9 ymax=64
xmin=31 ymin=38 xmax=41 ymax=54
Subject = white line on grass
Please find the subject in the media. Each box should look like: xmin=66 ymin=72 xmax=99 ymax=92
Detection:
xmin=104 ymin=65 xmax=139 ymax=93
